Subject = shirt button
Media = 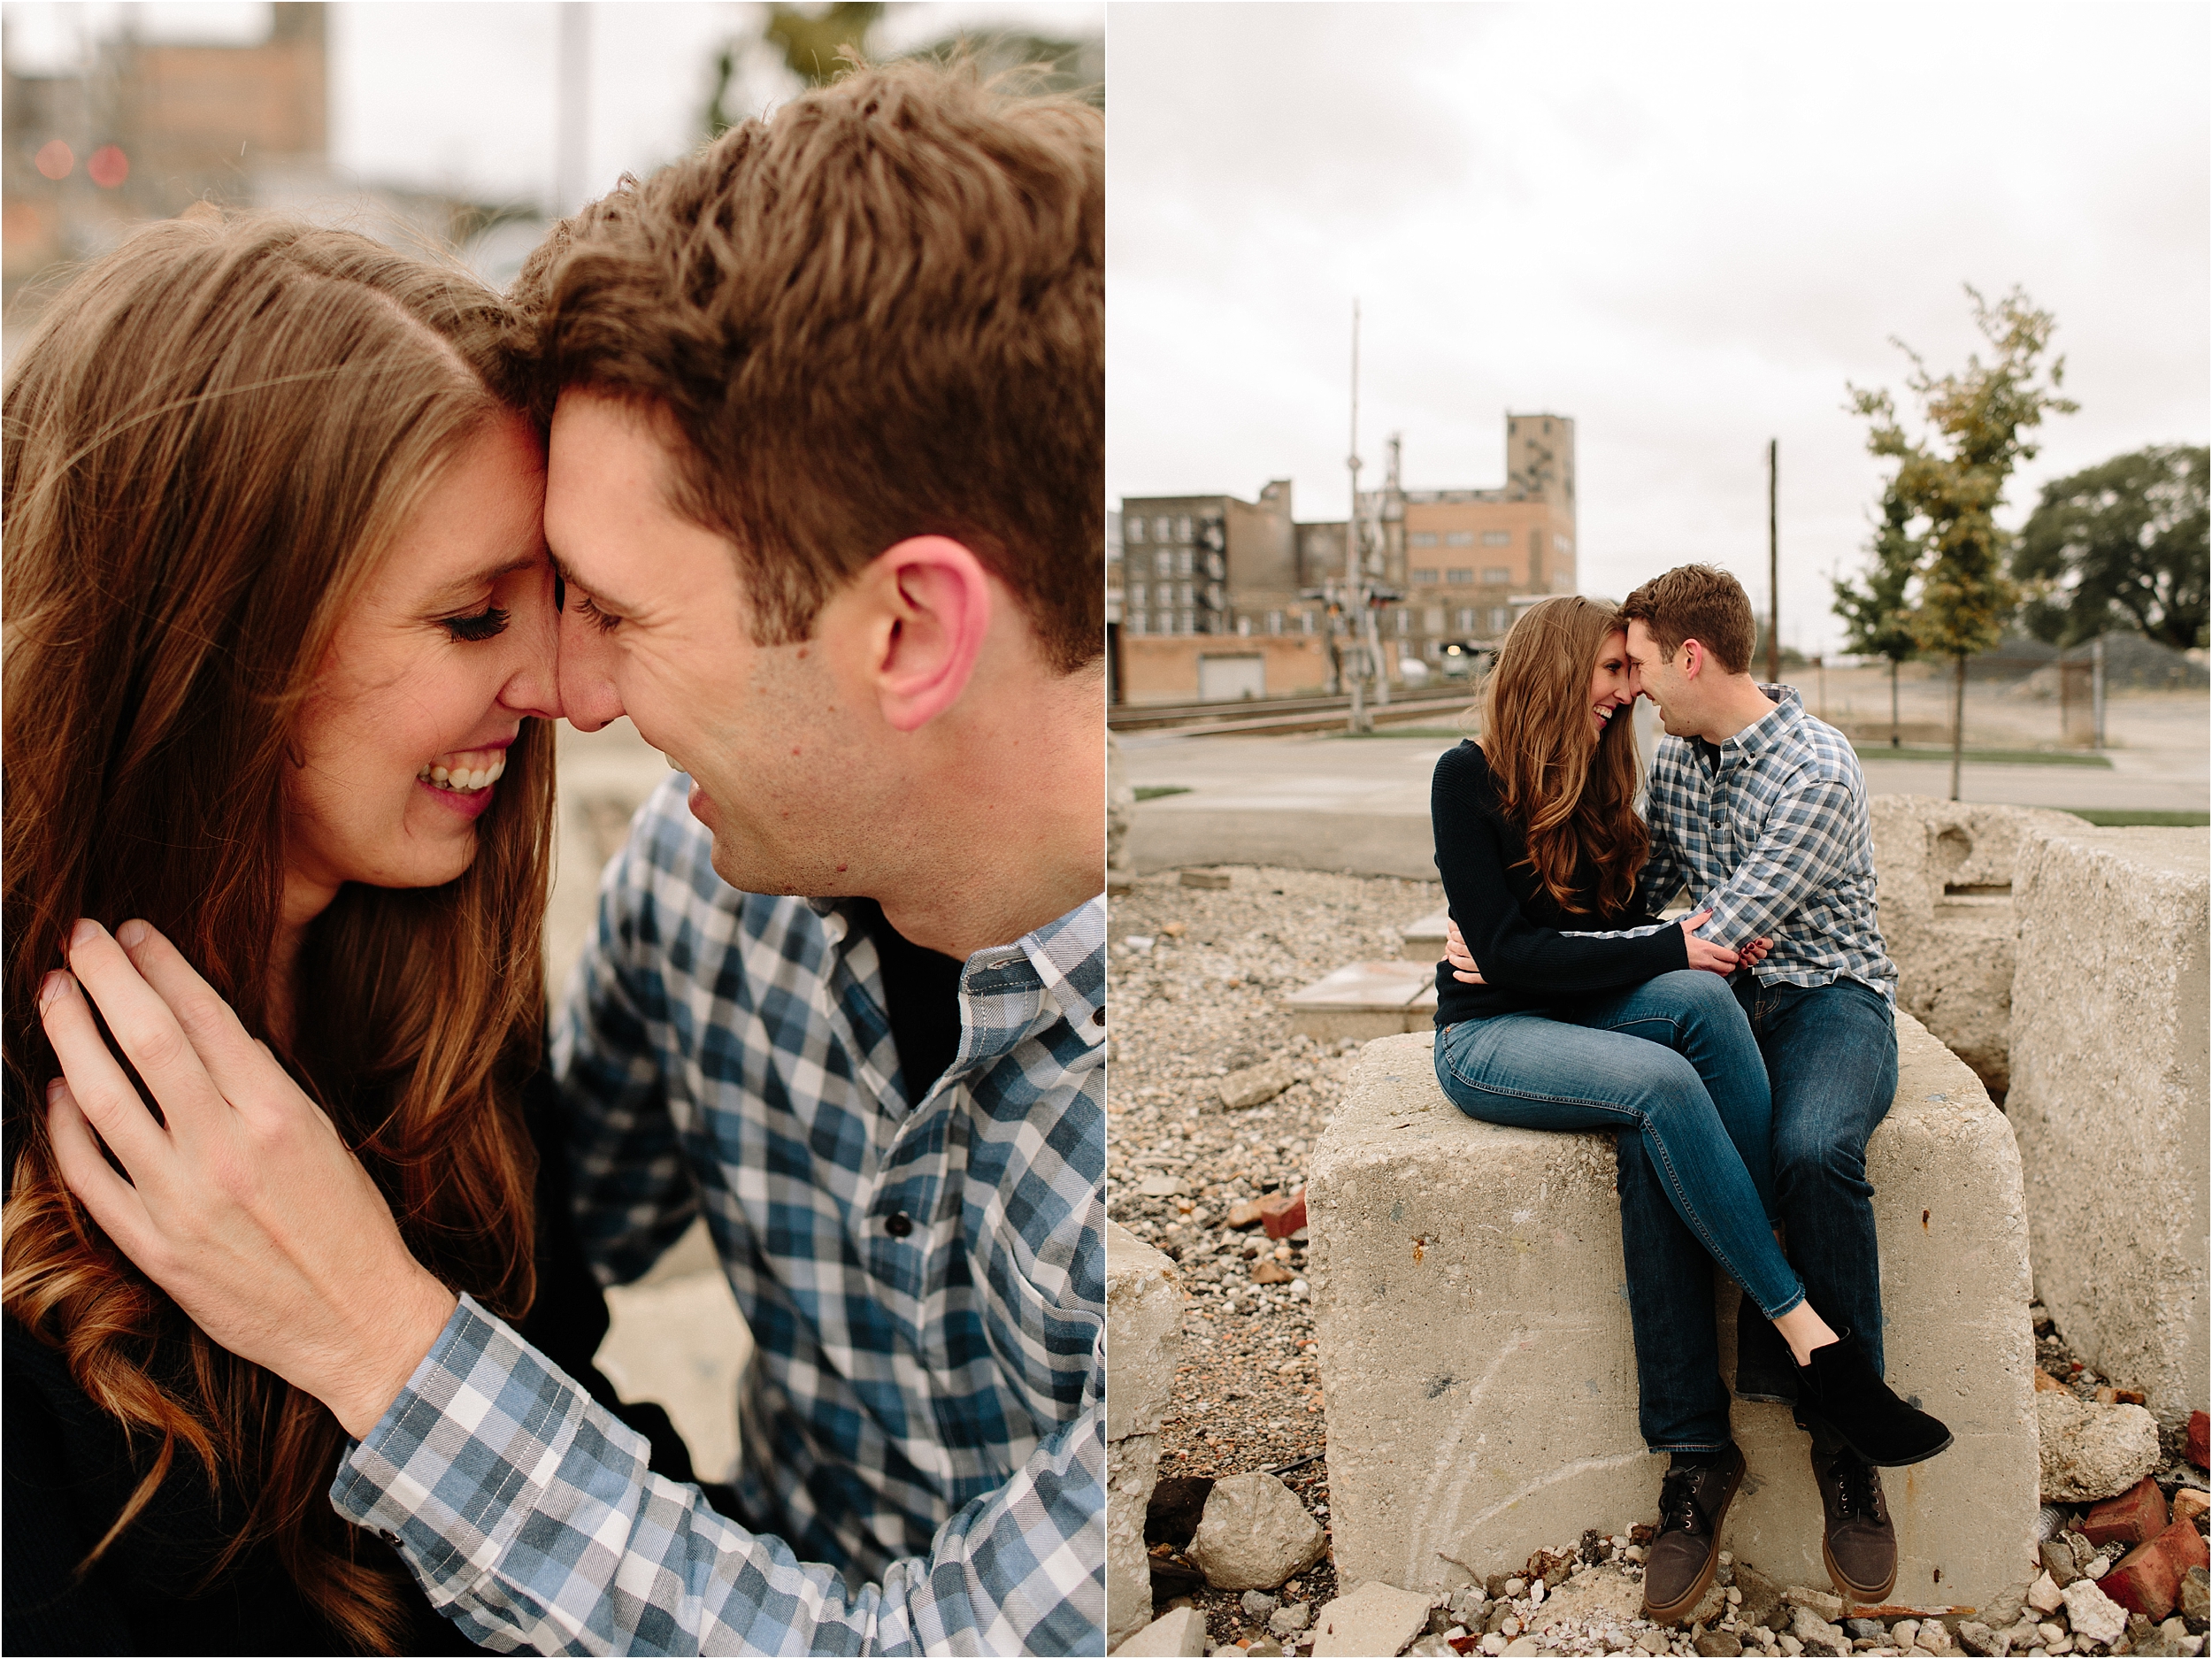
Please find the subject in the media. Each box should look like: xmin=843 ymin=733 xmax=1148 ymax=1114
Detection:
xmin=885 ymin=1211 xmax=914 ymax=1238
xmin=1090 ymin=1007 xmax=1105 ymax=1027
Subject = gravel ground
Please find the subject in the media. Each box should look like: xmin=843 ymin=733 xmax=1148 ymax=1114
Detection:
xmin=1108 ymin=864 xmax=1443 ymax=1651
xmin=1107 ymin=864 xmax=2209 ymax=1659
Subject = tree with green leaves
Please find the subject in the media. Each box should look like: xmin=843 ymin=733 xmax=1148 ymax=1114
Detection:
xmin=2012 ymin=444 xmax=2208 ymax=651
xmin=766 ymin=3 xmax=884 ymax=86
xmin=1847 ymin=286 xmax=2077 ymax=800
xmin=1831 ymin=480 xmax=1921 ymax=747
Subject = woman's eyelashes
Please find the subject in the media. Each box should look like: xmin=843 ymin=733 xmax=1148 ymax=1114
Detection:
xmin=438 ymin=604 xmax=511 ymax=643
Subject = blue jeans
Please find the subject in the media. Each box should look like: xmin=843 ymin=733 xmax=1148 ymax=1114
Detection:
xmin=1615 ymin=975 xmax=1899 ymax=1450
xmin=1433 ymin=971 xmax=1807 ymax=1450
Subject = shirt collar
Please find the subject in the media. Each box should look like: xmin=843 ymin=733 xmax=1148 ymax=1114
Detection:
xmin=1724 ymin=683 xmax=1803 ymax=760
xmin=808 ymin=892 xmax=1106 ymax=1048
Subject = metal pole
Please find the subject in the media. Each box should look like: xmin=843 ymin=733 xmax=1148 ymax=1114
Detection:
xmin=1767 ymin=438 xmax=1780 ymax=685
xmin=2092 ymin=634 xmax=2106 ymax=749
xmin=1346 ymin=300 xmax=1368 ymax=733
xmin=555 ymin=3 xmax=591 ymax=217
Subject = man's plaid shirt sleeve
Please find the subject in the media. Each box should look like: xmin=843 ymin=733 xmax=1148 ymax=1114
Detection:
xmin=330 ymin=1299 xmax=1104 ymax=1655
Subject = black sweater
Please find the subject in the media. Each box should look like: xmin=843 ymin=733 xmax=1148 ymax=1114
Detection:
xmin=3 ymin=1071 xmax=712 ymax=1656
xmin=1430 ymin=740 xmax=1688 ymax=1027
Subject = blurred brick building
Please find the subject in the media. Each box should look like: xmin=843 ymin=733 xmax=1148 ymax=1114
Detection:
xmin=1110 ymin=412 xmax=1579 ymax=703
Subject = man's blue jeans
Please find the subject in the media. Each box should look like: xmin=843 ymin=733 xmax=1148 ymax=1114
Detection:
xmin=1434 ymin=971 xmax=1809 ymax=1451
xmin=1614 ymin=975 xmax=1899 ymax=1450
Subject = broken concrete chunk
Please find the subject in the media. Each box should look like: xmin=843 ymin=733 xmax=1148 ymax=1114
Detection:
xmin=2061 ymin=1577 xmax=2129 ymax=1647
xmin=1112 ymin=1603 xmax=1208 ymax=1655
xmin=1310 ymin=1579 xmax=1434 ymax=1659
xmin=1188 ymin=1471 xmax=1326 ymax=1591
xmin=1219 ymin=1058 xmax=1295 ymax=1110
xmin=2038 ymin=1391 xmax=2162 ymax=1502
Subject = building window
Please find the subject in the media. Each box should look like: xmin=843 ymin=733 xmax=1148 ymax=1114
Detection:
xmin=1410 ymin=567 xmax=1438 ymax=586
xmin=1301 ymin=611 xmax=1316 ymax=635
xmin=1455 ymin=608 xmax=1476 ymax=632
xmin=1489 ymin=607 xmax=1510 ymax=634
xmin=1127 ymin=518 xmax=1146 ymax=542
xmin=1408 ymin=531 xmax=1438 ymax=549
xmin=1127 ymin=613 xmax=1145 ymax=636
xmin=1266 ymin=610 xmax=1283 ymax=634
xmin=1179 ymin=610 xmax=1195 ymax=634
xmin=1445 ymin=530 xmax=1474 ymax=547
xmin=1156 ymin=611 xmax=1173 ymax=634
xmin=1482 ymin=530 xmax=1510 ymax=546
xmin=1154 ymin=517 xmax=1172 ymax=543
xmin=1179 ymin=582 xmax=1194 ymax=607
xmin=1151 ymin=549 xmax=1170 ymax=577
xmin=1394 ymin=610 xmax=1410 ymax=635
xmin=1447 ymin=569 xmax=1474 ymax=586
xmin=1555 ymin=534 xmax=1572 ymax=553
xmin=1237 ymin=616 xmax=1252 ymax=637
xmin=1484 ymin=566 xmax=1511 ymax=585
xmin=1130 ymin=582 xmax=1148 ymax=608
xmin=1179 ymin=549 xmax=1194 ymax=577
xmin=1424 ymin=606 xmax=1445 ymax=634
xmin=1176 ymin=516 xmax=1193 ymax=542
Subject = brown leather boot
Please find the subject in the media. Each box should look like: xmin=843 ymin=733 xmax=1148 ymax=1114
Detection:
xmin=1641 ymin=1445 xmax=1746 ymax=1625
xmin=1813 ymin=1447 xmax=1897 ymax=1607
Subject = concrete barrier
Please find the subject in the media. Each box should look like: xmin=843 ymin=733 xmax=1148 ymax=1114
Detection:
xmin=1108 ymin=1220 xmax=1186 ymax=1653
xmin=1866 ymin=797 xmax=2083 ymax=1096
xmin=2008 ymin=826 xmax=2210 ymax=1415
xmin=1307 ymin=1013 xmax=2038 ymax=1616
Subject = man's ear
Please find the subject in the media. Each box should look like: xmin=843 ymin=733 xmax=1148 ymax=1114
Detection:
xmin=1678 ymin=638 xmax=1706 ymax=681
xmin=859 ymin=535 xmax=994 ymax=733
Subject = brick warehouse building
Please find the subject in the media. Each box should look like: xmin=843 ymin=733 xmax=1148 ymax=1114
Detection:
xmin=1109 ymin=412 xmax=1578 ymax=703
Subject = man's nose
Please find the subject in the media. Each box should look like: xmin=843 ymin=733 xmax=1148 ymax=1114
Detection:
xmin=555 ymin=604 xmax=625 ymax=733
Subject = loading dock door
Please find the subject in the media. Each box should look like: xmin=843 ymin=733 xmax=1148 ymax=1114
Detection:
xmin=1197 ymin=653 xmax=1266 ymax=702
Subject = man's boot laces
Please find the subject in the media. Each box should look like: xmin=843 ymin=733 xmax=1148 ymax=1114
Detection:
xmin=1657 ymin=1470 xmax=1709 ymax=1536
xmin=1827 ymin=1455 xmax=1878 ymax=1521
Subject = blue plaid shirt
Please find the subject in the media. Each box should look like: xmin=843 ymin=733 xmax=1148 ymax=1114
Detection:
xmin=1633 ymin=684 xmax=1897 ymax=1002
xmin=330 ymin=775 xmax=1106 ymax=1655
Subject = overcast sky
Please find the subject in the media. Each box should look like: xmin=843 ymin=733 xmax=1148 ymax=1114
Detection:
xmin=1106 ymin=3 xmax=2211 ymax=654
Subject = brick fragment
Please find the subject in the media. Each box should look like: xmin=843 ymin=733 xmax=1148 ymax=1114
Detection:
xmin=2102 ymin=1522 xmax=2212 ymax=1623
xmin=1260 ymin=1188 xmax=1307 ymax=1240
xmin=2084 ymin=1478 xmax=2171 ymax=1549
xmin=2188 ymin=1410 xmax=2208 ymax=1470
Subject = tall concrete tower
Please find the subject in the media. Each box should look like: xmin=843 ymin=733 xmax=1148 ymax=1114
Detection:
xmin=1506 ymin=412 xmax=1576 ymax=592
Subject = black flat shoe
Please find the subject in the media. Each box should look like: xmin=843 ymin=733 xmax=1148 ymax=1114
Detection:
xmin=1793 ymin=1330 xmax=1952 ymax=1468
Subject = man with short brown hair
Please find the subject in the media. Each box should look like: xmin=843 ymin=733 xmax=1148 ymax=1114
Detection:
xmin=1617 ymin=563 xmax=1915 ymax=1616
xmin=50 ymin=60 xmax=1107 ymax=1655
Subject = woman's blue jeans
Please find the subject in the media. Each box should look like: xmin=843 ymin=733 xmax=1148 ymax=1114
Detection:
xmin=1432 ymin=969 xmax=1803 ymax=1452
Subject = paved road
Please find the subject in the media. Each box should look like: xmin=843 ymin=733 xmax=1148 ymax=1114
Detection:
xmin=1123 ymin=694 xmax=2208 ymax=879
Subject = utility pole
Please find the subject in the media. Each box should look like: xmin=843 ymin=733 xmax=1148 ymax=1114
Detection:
xmin=1767 ymin=438 xmax=1780 ymax=686
xmin=1345 ymin=301 xmax=1371 ymax=733
xmin=554 ymin=3 xmax=591 ymax=218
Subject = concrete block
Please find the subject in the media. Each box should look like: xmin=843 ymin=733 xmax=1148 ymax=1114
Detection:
xmin=1285 ymin=960 xmax=1429 ymax=1043
xmin=1403 ymin=907 xmax=1453 ymax=948
xmin=1108 ymin=1220 xmax=1186 ymax=1653
xmin=1109 ymin=733 xmax=1136 ymax=895
xmin=1112 ymin=1605 xmax=1209 ymax=1656
xmin=2008 ymin=826 xmax=2210 ymax=1411
xmin=1308 ymin=1016 xmax=2037 ymax=1616
xmin=1867 ymin=797 xmax=2083 ymax=1095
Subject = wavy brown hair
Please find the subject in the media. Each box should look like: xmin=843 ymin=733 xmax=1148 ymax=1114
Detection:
xmin=1479 ymin=595 xmax=1649 ymax=916
xmin=1 ymin=215 xmax=554 ymax=1653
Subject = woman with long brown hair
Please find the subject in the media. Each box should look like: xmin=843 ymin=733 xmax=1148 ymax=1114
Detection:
xmin=1 ymin=214 xmax=563 ymax=1653
xmin=1427 ymin=595 xmax=1947 ymax=1625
